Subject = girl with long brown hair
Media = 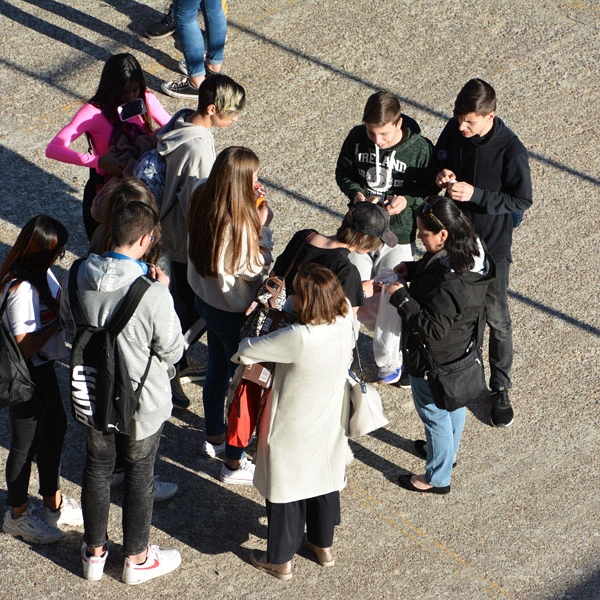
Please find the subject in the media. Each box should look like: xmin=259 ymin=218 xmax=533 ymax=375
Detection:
xmin=187 ymin=146 xmax=273 ymax=482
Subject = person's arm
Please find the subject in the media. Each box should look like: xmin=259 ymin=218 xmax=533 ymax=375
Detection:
xmin=175 ymin=139 xmax=216 ymax=215
xmin=45 ymin=103 xmax=106 ymax=170
xmin=149 ymin=288 xmax=184 ymax=366
xmin=145 ymin=91 xmax=171 ymax=127
xmin=5 ymin=283 xmax=61 ymax=359
xmin=335 ymin=127 xmax=367 ymax=203
xmin=465 ymin=140 xmax=533 ymax=214
xmin=232 ymin=325 xmax=302 ymax=365
xmin=390 ymin=280 xmax=459 ymax=342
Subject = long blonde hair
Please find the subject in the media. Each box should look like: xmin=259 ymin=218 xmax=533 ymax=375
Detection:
xmin=188 ymin=146 xmax=262 ymax=276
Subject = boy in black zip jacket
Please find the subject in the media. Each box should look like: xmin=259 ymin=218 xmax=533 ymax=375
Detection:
xmin=434 ymin=78 xmax=532 ymax=428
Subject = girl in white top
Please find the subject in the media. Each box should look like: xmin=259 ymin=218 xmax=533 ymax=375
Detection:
xmin=0 ymin=215 xmax=82 ymax=545
xmin=187 ymin=146 xmax=273 ymax=476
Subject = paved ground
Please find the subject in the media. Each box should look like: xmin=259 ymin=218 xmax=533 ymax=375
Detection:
xmin=0 ymin=0 xmax=599 ymax=598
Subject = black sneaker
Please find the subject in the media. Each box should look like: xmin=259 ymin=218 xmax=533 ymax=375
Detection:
xmin=489 ymin=388 xmax=514 ymax=427
xmin=161 ymin=77 xmax=200 ymax=99
xmin=145 ymin=6 xmax=176 ymax=39
xmin=171 ymin=377 xmax=190 ymax=410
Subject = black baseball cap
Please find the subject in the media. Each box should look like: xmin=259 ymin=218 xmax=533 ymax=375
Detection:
xmin=344 ymin=203 xmax=398 ymax=247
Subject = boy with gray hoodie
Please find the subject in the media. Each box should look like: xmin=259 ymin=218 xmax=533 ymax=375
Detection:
xmin=156 ymin=74 xmax=246 ymax=407
xmin=61 ymin=201 xmax=184 ymax=584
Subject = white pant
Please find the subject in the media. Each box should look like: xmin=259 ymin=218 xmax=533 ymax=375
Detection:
xmin=350 ymin=243 xmax=415 ymax=372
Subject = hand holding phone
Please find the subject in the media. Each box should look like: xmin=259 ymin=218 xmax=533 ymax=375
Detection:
xmin=117 ymin=98 xmax=147 ymax=122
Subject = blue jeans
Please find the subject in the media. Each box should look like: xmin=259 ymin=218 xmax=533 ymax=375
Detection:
xmin=82 ymin=426 xmax=162 ymax=556
xmin=173 ymin=0 xmax=227 ymax=78
xmin=410 ymin=375 xmax=466 ymax=488
xmin=485 ymin=257 xmax=512 ymax=391
xmin=195 ymin=297 xmax=246 ymax=459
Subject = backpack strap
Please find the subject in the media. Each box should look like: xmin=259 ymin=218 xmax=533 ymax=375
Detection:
xmin=105 ymin=276 xmax=154 ymax=398
xmin=67 ymin=259 xmax=87 ymax=327
xmin=105 ymin=276 xmax=152 ymax=337
xmin=0 ymin=280 xmax=22 ymax=318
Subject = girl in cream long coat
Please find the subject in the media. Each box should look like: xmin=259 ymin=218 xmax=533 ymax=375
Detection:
xmin=233 ymin=311 xmax=354 ymax=504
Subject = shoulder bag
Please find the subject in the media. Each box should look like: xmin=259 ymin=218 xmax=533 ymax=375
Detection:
xmin=342 ymin=330 xmax=388 ymax=439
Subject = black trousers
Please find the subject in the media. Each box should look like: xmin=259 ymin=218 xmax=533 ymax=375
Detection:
xmin=82 ymin=169 xmax=103 ymax=241
xmin=266 ymin=491 xmax=341 ymax=564
xmin=6 ymin=363 xmax=67 ymax=507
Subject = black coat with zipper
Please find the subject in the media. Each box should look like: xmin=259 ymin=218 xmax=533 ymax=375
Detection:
xmin=390 ymin=251 xmax=495 ymax=378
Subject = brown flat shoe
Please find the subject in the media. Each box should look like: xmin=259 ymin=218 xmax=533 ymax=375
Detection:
xmin=249 ymin=550 xmax=292 ymax=581
xmin=305 ymin=540 xmax=335 ymax=567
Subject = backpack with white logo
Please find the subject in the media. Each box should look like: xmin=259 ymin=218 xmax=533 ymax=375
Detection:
xmin=133 ymin=149 xmax=166 ymax=209
xmin=67 ymin=259 xmax=153 ymax=434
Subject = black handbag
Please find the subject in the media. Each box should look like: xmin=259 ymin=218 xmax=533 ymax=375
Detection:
xmin=0 ymin=281 xmax=36 ymax=409
xmin=427 ymin=341 xmax=487 ymax=411
xmin=419 ymin=316 xmax=488 ymax=412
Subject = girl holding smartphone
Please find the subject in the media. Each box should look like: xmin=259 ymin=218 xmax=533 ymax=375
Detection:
xmin=46 ymin=53 xmax=170 ymax=239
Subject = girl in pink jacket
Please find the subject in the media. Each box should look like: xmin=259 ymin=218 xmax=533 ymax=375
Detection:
xmin=46 ymin=53 xmax=170 ymax=239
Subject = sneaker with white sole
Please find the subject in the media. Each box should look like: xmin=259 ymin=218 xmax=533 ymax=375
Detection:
xmin=161 ymin=77 xmax=200 ymax=99
xmin=81 ymin=543 xmax=108 ymax=581
xmin=220 ymin=457 xmax=255 ymax=485
xmin=122 ymin=543 xmax=181 ymax=585
xmin=3 ymin=507 xmax=63 ymax=544
xmin=202 ymin=439 xmax=226 ymax=458
xmin=377 ymin=367 xmax=401 ymax=385
xmin=37 ymin=494 xmax=83 ymax=528
xmin=178 ymin=362 xmax=207 ymax=384
xmin=153 ymin=476 xmax=178 ymax=503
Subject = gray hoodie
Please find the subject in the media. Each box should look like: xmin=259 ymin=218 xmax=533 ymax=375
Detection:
xmin=157 ymin=108 xmax=216 ymax=263
xmin=60 ymin=254 xmax=184 ymax=440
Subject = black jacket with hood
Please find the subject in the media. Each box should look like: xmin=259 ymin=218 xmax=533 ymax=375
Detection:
xmin=434 ymin=117 xmax=532 ymax=262
xmin=390 ymin=242 xmax=495 ymax=377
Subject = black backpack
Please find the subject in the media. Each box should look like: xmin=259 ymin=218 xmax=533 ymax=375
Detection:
xmin=67 ymin=259 xmax=153 ymax=434
xmin=0 ymin=281 xmax=36 ymax=408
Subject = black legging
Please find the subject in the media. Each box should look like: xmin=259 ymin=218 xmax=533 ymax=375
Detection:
xmin=6 ymin=363 xmax=67 ymax=507
xmin=82 ymin=169 xmax=103 ymax=241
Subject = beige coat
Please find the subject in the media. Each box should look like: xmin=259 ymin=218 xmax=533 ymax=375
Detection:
xmin=232 ymin=311 xmax=354 ymax=503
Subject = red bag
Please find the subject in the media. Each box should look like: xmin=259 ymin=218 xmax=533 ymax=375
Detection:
xmin=226 ymin=379 xmax=267 ymax=448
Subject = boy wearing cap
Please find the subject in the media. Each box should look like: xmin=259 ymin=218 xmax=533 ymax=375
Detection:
xmin=336 ymin=91 xmax=436 ymax=385
xmin=434 ymin=78 xmax=532 ymax=428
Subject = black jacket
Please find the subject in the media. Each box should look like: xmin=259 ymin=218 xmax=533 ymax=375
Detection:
xmin=390 ymin=251 xmax=495 ymax=377
xmin=434 ymin=117 xmax=532 ymax=262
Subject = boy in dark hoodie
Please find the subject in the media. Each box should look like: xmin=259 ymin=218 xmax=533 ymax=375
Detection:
xmin=434 ymin=78 xmax=533 ymax=428
xmin=336 ymin=91 xmax=436 ymax=386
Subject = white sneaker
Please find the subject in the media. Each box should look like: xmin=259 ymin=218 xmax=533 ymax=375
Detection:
xmin=153 ymin=476 xmax=178 ymax=503
xmin=38 ymin=494 xmax=84 ymax=528
xmin=122 ymin=544 xmax=181 ymax=585
xmin=81 ymin=543 xmax=108 ymax=581
xmin=220 ymin=457 xmax=255 ymax=485
xmin=202 ymin=439 xmax=226 ymax=458
xmin=377 ymin=366 xmax=401 ymax=385
xmin=3 ymin=507 xmax=63 ymax=544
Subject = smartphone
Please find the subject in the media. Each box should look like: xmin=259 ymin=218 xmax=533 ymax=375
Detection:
xmin=117 ymin=98 xmax=147 ymax=122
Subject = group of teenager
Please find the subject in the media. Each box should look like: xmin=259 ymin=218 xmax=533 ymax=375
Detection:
xmin=0 ymin=45 xmax=532 ymax=584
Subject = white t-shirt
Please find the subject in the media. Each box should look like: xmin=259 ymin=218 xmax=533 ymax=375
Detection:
xmin=1 ymin=270 xmax=67 ymax=366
